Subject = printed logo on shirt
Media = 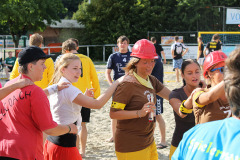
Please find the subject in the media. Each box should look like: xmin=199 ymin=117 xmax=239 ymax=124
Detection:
xmin=188 ymin=138 xmax=239 ymax=159
xmin=0 ymin=91 xmax=31 ymax=120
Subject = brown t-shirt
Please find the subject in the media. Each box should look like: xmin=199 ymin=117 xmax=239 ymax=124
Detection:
xmin=169 ymin=87 xmax=195 ymax=147
xmin=193 ymin=91 xmax=231 ymax=124
xmin=111 ymin=75 xmax=164 ymax=152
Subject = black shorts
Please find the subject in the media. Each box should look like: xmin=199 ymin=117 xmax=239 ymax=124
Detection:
xmin=7 ymin=66 xmax=13 ymax=72
xmin=81 ymin=107 xmax=91 ymax=122
xmin=155 ymin=95 xmax=163 ymax=115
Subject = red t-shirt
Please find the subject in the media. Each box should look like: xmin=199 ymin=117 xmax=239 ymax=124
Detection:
xmin=0 ymin=75 xmax=57 ymax=160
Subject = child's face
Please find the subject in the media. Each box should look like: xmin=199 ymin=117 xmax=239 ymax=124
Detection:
xmin=61 ymin=59 xmax=81 ymax=83
xmin=117 ymin=40 xmax=129 ymax=53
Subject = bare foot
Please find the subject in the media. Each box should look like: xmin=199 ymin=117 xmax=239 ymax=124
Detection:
xmin=81 ymin=153 xmax=86 ymax=158
xmin=107 ymin=137 xmax=114 ymax=143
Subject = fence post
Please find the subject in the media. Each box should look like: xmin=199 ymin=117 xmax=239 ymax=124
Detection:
xmin=48 ymin=47 xmax=50 ymax=55
xmin=103 ymin=45 xmax=105 ymax=62
xmin=87 ymin=46 xmax=89 ymax=57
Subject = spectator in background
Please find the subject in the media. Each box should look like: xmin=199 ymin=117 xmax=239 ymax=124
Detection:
xmin=171 ymin=36 xmax=188 ymax=82
xmin=10 ymin=33 xmax=55 ymax=89
xmin=105 ymin=35 xmax=131 ymax=143
xmin=197 ymin=37 xmax=205 ymax=68
xmin=204 ymin=33 xmax=222 ymax=56
xmin=4 ymin=51 xmax=16 ymax=79
xmin=172 ymin=48 xmax=240 ymax=160
xmin=150 ymin=37 xmax=167 ymax=149
xmin=57 ymin=39 xmax=100 ymax=158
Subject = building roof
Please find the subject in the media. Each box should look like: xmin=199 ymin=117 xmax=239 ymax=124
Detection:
xmin=45 ymin=19 xmax=84 ymax=29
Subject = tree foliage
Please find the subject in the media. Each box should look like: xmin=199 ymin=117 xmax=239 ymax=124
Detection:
xmin=73 ymin=0 xmax=240 ymax=45
xmin=0 ymin=0 xmax=66 ymax=47
xmin=59 ymin=0 xmax=84 ymax=19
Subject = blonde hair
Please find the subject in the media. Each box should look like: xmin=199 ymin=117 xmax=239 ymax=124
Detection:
xmin=52 ymin=53 xmax=80 ymax=84
xmin=29 ymin=33 xmax=43 ymax=47
xmin=123 ymin=57 xmax=140 ymax=74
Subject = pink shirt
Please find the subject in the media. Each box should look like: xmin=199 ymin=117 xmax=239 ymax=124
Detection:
xmin=0 ymin=75 xmax=57 ymax=160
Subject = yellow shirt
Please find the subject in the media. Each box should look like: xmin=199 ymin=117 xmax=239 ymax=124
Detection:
xmin=10 ymin=58 xmax=54 ymax=89
xmin=72 ymin=54 xmax=100 ymax=98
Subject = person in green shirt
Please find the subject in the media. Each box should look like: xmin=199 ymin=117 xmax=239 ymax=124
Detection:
xmin=4 ymin=51 xmax=16 ymax=79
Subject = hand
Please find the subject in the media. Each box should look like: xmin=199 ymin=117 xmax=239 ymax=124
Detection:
xmin=84 ymin=88 xmax=94 ymax=98
xmin=68 ymin=124 xmax=78 ymax=134
xmin=190 ymin=88 xmax=204 ymax=99
xmin=163 ymin=59 xmax=166 ymax=64
xmin=57 ymin=82 xmax=70 ymax=91
xmin=138 ymin=102 xmax=156 ymax=117
xmin=15 ymin=78 xmax=34 ymax=89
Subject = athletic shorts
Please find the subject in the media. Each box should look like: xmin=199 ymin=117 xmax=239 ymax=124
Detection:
xmin=81 ymin=107 xmax=91 ymax=122
xmin=155 ymin=95 xmax=163 ymax=115
xmin=7 ymin=66 xmax=13 ymax=72
xmin=197 ymin=58 xmax=204 ymax=66
xmin=44 ymin=140 xmax=82 ymax=160
xmin=115 ymin=141 xmax=158 ymax=160
xmin=173 ymin=58 xmax=183 ymax=69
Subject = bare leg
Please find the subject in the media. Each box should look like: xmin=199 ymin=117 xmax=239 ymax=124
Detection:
xmin=175 ymin=68 xmax=180 ymax=82
xmin=80 ymin=122 xmax=87 ymax=157
xmin=5 ymin=67 xmax=9 ymax=79
xmin=108 ymin=119 xmax=117 ymax=142
xmin=156 ymin=114 xmax=166 ymax=146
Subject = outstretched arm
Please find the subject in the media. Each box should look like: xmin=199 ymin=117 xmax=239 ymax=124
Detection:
xmin=0 ymin=78 xmax=33 ymax=100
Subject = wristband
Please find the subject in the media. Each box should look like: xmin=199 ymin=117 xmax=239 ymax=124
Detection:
xmin=194 ymin=91 xmax=205 ymax=108
xmin=179 ymin=100 xmax=193 ymax=114
xmin=67 ymin=125 xmax=71 ymax=133
xmin=47 ymin=84 xmax=58 ymax=95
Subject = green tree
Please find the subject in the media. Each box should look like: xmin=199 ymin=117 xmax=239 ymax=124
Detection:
xmin=59 ymin=0 xmax=84 ymax=19
xmin=73 ymin=0 xmax=174 ymax=45
xmin=0 ymin=0 xmax=66 ymax=48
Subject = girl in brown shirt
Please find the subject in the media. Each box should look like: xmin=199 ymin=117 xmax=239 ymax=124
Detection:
xmin=110 ymin=39 xmax=171 ymax=160
xmin=191 ymin=51 xmax=231 ymax=124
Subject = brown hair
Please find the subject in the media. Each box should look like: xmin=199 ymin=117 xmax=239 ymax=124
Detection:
xmin=29 ymin=33 xmax=43 ymax=47
xmin=68 ymin=38 xmax=79 ymax=47
xmin=151 ymin=37 xmax=156 ymax=43
xmin=62 ymin=40 xmax=77 ymax=54
xmin=117 ymin=35 xmax=129 ymax=44
xmin=123 ymin=57 xmax=140 ymax=74
xmin=175 ymin=36 xmax=179 ymax=41
xmin=212 ymin=34 xmax=220 ymax=41
xmin=224 ymin=48 xmax=240 ymax=117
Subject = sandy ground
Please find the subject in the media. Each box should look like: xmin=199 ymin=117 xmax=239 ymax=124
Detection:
xmin=0 ymin=63 xmax=182 ymax=160
xmin=83 ymin=64 xmax=183 ymax=160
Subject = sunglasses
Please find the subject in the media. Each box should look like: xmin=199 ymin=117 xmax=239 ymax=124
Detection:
xmin=210 ymin=67 xmax=224 ymax=74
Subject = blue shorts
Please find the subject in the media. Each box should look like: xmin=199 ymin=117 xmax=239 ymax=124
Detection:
xmin=173 ymin=58 xmax=183 ymax=69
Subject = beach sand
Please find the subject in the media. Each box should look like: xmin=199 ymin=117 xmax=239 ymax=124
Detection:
xmin=83 ymin=64 xmax=182 ymax=160
xmin=0 ymin=63 xmax=182 ymax=160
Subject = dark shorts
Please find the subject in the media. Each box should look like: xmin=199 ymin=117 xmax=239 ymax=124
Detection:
xmin=81 ymin=107 xmax=91 ymax=122
xmin=156 ymin=94 xmax=163 ymax=115
xmin=7 ymin=66 xmax=13 ymax=72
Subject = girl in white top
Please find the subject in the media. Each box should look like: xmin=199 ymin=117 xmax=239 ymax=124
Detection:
xmin=44 ymin=53 xmax=124 ymax=160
